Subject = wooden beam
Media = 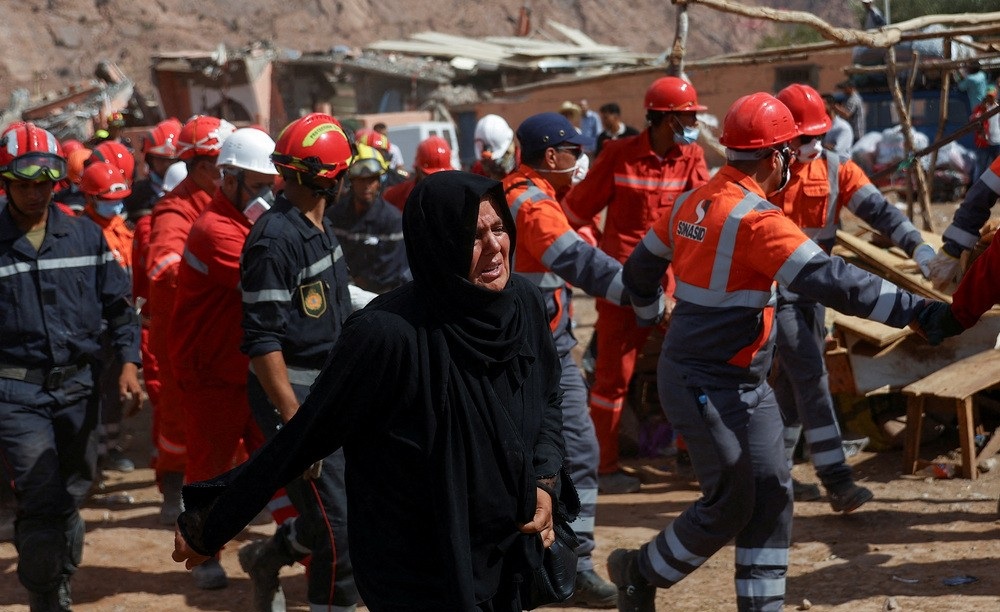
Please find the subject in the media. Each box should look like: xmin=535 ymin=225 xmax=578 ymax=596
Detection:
xmin=835 ymin=229 xmax=951 ymax=302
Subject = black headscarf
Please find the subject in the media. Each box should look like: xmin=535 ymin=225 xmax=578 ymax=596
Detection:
xmin=403 ymin=170 xmax=525 ymax=367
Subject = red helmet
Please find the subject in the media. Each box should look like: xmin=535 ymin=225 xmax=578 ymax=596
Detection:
xmin=176 ymin=115 xmax=235 ymax=160
xmin=0 ymin=122 xmax=66 ymax=182
xmin=776 ymin=84 xmax=832 ymax=137
xmin=645 ymin=77 xmax=707 ymax=112
xmin=142 ymin=118 xmax=183 ymax=159
xmin=719 ymin=93 xmax=799 ymax=150
xmin=80 ymin=161 xmax=132 ymax=199
xmin=272 ymin=113 xmax=352 ymax=180
xmin=107 ymin=111 xmax=126 ymax=127
xmin=91 ymin=141 xmax=135 ymax=183
xmin=361 ymin=130 xmax=390 ymax=151
xmin=414 ymin=136 xmax=452 ymax=174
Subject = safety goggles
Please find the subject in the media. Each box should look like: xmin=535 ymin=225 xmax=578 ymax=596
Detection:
xmin=555 ymin=145 xmax=584 ymax=160
xmin=348 ymin=157 xmax=385 ymax=178
xmin=4 ymin=153 xmax=67 ymax=181
xmin=271 ymin=153 xmax=344 ymax=179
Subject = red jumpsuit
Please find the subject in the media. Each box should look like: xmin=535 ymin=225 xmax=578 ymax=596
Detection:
xmin=564 ymin=131 xmax=709 ymax=473
xmin=145 ymin=176 xmax=214 ymax=478
xmin=132 ymin=215 xmax=161 ymax=431
xmin=382 ymin=177 xmax=415 ymax=212
xmin=168 ymin=193 xmax=265 ymax=483
xmin=951 ymin=234 xmax=1000 ymax=328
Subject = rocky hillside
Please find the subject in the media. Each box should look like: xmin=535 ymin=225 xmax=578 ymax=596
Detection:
xmin=0 ymin=0 xmax=863 ymax=107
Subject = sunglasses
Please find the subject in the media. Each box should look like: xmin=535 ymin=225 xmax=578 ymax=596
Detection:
xmin=5 ymin=153 xmax=66 ymax=181
xmin=555 ymin=145 xmax=583 ymax=160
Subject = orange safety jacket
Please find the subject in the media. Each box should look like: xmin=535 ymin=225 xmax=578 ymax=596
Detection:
xmin=771 ymin=150 xmax=922 ymax=255
xmin=623 ymin=166 xmax=924 ymax=389
xmin=502 ymin=165 xmax=627 ymax=355
xmin=563 ymin=130 xmax=709 ymax=263
xmin=84 ymin=208 xmax=134 ymax=275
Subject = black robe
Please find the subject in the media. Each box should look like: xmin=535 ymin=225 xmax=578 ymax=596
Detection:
xmin=179 ymin=171 xmax=567 ymax=611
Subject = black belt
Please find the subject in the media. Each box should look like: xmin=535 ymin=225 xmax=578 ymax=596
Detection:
xmin=0 ymin=362 xmax=89 ymax=390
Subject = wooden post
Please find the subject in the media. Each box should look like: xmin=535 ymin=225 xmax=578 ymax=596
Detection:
xmin=667 ymin=3 xmax=690 ymax=77
xmin=904 ymin=53 xmax=922 ymax=215
xmin=886 ymin=46 xmax=934 ymax=230
xmin=929 ymin=37 xmax=953 ymax=218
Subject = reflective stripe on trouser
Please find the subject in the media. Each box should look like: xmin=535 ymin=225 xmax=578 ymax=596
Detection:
xmin=179 ymin=380 xmax=265 ymax=484
xmin=636 ymin=379 xmax=791 ymax=612
xmin=558 ymin=352 xmax=599 ymax=571
xmin=771 ymin=299 xmax=851 ymax=490
xmin=0 ymin=375 xmax=96 ymax=593
xmin=590 ymin=300 xmax=654 ymax=474
xmin=248 ymin=373 xmax=358 ymax=609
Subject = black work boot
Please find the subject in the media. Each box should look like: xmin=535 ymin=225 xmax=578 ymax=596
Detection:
xmin=562 ymin=568 xmax=617 ymax=608
xmin=238 ymin=535 xmax=295 ymax=612
xmin=607 ymin=548 xmax=655 ymax=612
xmin=28 ymin=579 xmax=71 ymax=612
xmin=828 ymin=482 xmax=874 ymax=514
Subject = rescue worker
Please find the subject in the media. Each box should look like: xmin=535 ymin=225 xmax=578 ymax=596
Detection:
xmin=165 ymin=128 xmax=278 ymax=590
xmin=563 ymin=76 xmax=710 ymax=494
xmin=357 ymin=129 xmax=408 ymax=188
xmin=237 ymin=113 xmax=358 ymax=612
xmin=372 ymin=121 xmax=405 ymax=170
xmin=503 ymin=111 xmax=628 ymax=608
xmin=123 ymin=118 xmax=182 ymax=224
xmin=146 ymin=114 xmax=235 ymax=527
xmin=471 ymin=114 xmax=518 ymax=180
xmin=52 ymin=148 xmax=92 ymax=214
xmin=79 ymin=161 xmax=138 ymax=475
xmin=606 ymin=93 xmax=934 ymax=612
xmin=382 ymin=135 xmax=454 ymax=211
xmin=327 ymin=143 xmax=411 ymax=294
xmin=0 ymin=122 xmax=141 ymax=611
xmin=927 ymin=153 xmax=1000 ymax=290
xmin=90 ymin=141 xmax=136 ymax=187
xmin=770 ymin=84 xmax=936 ymax=512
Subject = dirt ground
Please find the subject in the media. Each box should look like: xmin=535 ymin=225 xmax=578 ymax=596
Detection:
xmin=3 ymin=260 xmax=1000 ymax=611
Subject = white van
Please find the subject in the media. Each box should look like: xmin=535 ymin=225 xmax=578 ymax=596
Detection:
xmin=386 ymin=121 xmax=461 ymax=173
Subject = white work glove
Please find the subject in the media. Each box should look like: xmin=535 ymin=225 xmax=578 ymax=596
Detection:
xmin=912 ymin=242 xmax=936 ymax=279
xmin=926 ymin=248 xmax=963 ymax=291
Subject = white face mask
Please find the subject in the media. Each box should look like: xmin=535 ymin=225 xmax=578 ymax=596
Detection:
xmin=571 ymin=162 xmax=588 ymax=186
xmin=242 ymin=188 xmax=275 ymax=224
xmin=795 ymin=138 xmax=823 ymax=163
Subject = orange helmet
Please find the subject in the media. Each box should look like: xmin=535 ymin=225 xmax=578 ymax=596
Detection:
xmin=645 ymin=77 xmax=707 ymax=112
xmin=776 ymin=84 xmax=832 ymax=137
xmin=142 ymin=118 xmax=183 ymax=159
xmin=272 ymin=113 xmax=352 ymax=180
xmin=61 ymin=139 xmax=85 ymax=156
xmin=0 ymin=122 xmax=66 ymax=181
xmin=91 ymin=141 xmax=135 ymax=183
xmin=361 ymin=130 xmax=390 ymax=151
xmin=176 ymin=115 xmax=235 ymax=160
xmin=719 ymin=93 xmax=799 ymax=150
xmin=67 ymin=148 xmax=93 ymax=184
xmin=80 ymin=161 xmax=132 ymax=199
xmin=414 ymin=136 xmax=453 ymax=174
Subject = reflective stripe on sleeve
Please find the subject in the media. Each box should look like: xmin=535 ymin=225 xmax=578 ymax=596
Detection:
xmin=640 ymin=227 xmax=672 ymax=259
xmin=845 ymin=183 xmax=880 ymax=213
xmin=774 ymin=240 xmax=823 ymax=286
xmin=541 ymin=230 xmax=586 ymax=269
xmin=517 ymin=271 xmax=565 ymax=289
xmin=633 ymin=297 xmax=662 ymax=321
xmin=981 ymin=167 xmax=1000 ymax=195
xmin=942 ymin=223 xmax=980 ymax=250
xmin=605 ymin=269 xmax=625 ymax=304
xmin=149 ymin=252 xmax=182 ymax=280
xmin=183 ymin=248 xmax=209 ymax=275
xmin=242 ymin=289 xmax=293 ymax=304
xmin=867 ymin=279 xmax=899 ymax=323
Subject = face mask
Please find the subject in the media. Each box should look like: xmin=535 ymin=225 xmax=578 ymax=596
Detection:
xmin=243 ymin=188 xmax=275 ymax=224
xmin=571 ymin=163 xmax=588 ymax=186
xmin=769 ymin=147 xmax=792 ymax=195
xmin=95 ymin=199 xmax=125 ymax=219
xmin=795 ymin=138 xmax=823 ymax=163
xmin=673 ymin=125 xmax=700 ymax=146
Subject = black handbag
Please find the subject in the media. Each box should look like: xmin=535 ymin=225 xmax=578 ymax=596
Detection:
xmin=521 ymin=467 xmax=582 ymax=609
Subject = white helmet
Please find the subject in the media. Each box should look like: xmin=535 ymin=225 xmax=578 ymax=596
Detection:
xmin=216 ymin=127 xmax=279 ymax=175
xmin=162 ymin=160 xmax=188 ymax=193
xmin=474 ymin=114 xmax=514 ymax=159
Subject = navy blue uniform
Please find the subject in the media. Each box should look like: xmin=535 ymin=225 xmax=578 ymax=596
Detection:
xmin=240 ymin=194 xmax=357 ymax=610
xmin=0 ymin=203 xmax=139 ymax=597
xmin=326 ymin=194 xmax=411 ymax=294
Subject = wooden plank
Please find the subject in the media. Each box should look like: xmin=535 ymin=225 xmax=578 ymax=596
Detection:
xmin=836 ymin=229 xmax=951 ymax=302
xmin=832 ymin=312 xmax=911 ymax=348
xmin=903 ymin=349 xmax=1000 ymax=398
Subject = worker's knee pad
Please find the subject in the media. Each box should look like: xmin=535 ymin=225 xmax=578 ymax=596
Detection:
xmin=16 ymin=527 xmax=65 ymax=593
